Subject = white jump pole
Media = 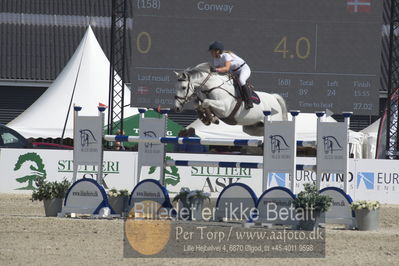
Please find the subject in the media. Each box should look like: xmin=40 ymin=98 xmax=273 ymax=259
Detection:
xmin=315 ymin=111 xmax=325 ymax=190
xmin=342 ymin=112 xmax=352 ymax=193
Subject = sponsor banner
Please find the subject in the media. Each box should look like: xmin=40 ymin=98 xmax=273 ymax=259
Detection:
xmin=1 ymin=149 xmax=398 ymax=204
xmin=0 ymin=149 xmax=135 ymax=193
xmin=354 ymin=159 xmax=399 ymax=204
xmin=143 ymin=154 xmax=353 ymax=197
xmin=62 ymin=179 xmax=108 ymax=215
xmin=144 ymin=154 xmax=397 ymax=203
xmin=140 ymin=153 xmax=265 ymax=196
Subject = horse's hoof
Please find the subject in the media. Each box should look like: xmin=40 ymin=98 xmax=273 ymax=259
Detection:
xmin=213 ymin=119 xmax=219 ymax=125
xmin=201 ymin=119 xmax=211 ymax=126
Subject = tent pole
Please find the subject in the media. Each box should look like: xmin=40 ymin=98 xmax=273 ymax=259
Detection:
xmin=60 ymin=31 xmax=88 ymax=143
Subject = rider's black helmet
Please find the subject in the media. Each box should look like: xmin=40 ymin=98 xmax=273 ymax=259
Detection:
xmin=208 ymin=41 xmax=224 ymax=52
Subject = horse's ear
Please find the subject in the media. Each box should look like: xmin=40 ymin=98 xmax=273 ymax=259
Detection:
xmin=173 ymin=71 xmax=179 ymax=76
xmin=177 ymin=72 xmax=188 ymax=81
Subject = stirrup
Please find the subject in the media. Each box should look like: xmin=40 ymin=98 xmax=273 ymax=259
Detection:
xmin=245 ymin=100 xmax=253 ymax=110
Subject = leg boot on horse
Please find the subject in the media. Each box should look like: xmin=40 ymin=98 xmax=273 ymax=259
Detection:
xmin=197 ymin=107 xmax=219 ymax=125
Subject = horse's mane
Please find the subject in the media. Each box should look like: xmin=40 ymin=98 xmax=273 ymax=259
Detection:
xmin=185 ymin=62 xmax=211 ymax=78
xmin=183 ymin=62 xmax=229 ymax=83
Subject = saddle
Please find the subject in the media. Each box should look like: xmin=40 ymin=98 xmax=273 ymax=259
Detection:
xmin=197 ymin=73 xmax=261 ymax=126
xmin=215 ymin=75 xmax=261 ymax=125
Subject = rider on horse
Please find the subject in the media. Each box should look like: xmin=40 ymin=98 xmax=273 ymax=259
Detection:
xmin=208 ymin=41 xmax=254 ymax=110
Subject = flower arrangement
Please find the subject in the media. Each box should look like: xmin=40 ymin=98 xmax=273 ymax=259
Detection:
xmin=173 ymin=187 xmax=211 ymax=204
xmin=351 ymin=200 xmax=380 ymax=211
xmin=107 ymin=188 xmax=129 ymax=198
xmin=293 ymin=183 xmax=333 ymax=213
xmin=31 ymin=177 xmax=71 ymax=201
xmin=173 ymin=187 xmax=191 ymax=205
xmin=187 ymin=190 xmax=211 ymax=202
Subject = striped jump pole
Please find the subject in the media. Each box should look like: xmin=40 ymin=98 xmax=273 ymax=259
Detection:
xmin=166 ymin=160 xmax=262 ymax=168
xmin=104 ymin=108 xmax=318 ymax=190
xmin=104 ymin=135 xmax=262 ymax=147
xmin=166 ymin=159 xmax=316 ymax=170
xmin=103 ymin=108 xmax=321 ymax=191
xmin=105 ymin=135 xmax=315 ymax=148
xmin=296 ymin=140 xmax=316 ymax=147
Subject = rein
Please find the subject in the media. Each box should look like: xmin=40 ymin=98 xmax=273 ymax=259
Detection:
xmin=201 ymin=74 xmax=238 ymax=100
xmin=175 ymin=71 xmax=238 ymax=107
xmin=174 ymin=72 xmax=212 ymax=106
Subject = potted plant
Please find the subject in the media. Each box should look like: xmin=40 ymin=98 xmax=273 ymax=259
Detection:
xmin=293 ymin=183 xmax=333 ymax=230
xmin=31 ymin=177 xmax=71 ymax=217
xmin=107 ymin=188 xmax=129 ymax=216
xmin=187 ymin=190 xmax=211 ymax=220
xmin=351 ymin=200 xmax=380 ymax=231
xmin=173 ymin=188 xmax=210 ymax=220
xmin=173 ymin=187 xmax=191 ymax=219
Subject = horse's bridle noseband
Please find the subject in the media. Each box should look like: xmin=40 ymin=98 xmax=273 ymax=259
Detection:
xmin=174 ymin=72 xmax=212 ymax=106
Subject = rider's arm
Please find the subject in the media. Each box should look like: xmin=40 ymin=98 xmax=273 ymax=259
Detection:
xmin=216 ymin=60 xmax=231 ymax=73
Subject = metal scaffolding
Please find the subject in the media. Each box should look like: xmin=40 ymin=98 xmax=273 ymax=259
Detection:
xmin=108 ymin=0 xmax=128 ymax=135
xmin=385 ymin=0 xmax=399 ymax=158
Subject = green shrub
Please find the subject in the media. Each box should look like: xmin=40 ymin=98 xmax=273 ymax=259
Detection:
xmin=293 ymin=183 xmax=333 ymax=213
xmin=31 ymin=177 xmax=71 ymax=201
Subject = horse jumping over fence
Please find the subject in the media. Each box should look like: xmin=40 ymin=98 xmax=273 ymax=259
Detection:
xmin=174 ymin=63 xmax=288 ymax=136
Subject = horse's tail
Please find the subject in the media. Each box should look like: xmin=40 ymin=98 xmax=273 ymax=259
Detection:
xmin=273 ymin=94 xmax=288 ymax=121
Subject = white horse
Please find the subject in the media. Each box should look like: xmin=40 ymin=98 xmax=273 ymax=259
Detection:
xmin=174 ymin=63 xmax=288 ymax=136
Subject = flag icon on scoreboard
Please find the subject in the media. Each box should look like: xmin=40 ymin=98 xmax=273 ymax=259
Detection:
xmin=137 ymin=86 xmax=151 ymax=95
xmin=347 ymin=0 xmax=371 ymax=13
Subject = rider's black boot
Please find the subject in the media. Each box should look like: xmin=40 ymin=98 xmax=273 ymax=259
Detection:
xmin=242 ymin=84 xmax=253 ymax=109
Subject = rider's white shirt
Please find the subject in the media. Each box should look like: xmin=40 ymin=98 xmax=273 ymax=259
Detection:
xmin=213 ymin=52 xmax=245 ymax=71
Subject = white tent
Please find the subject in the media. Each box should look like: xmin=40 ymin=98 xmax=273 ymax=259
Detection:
xmin=7 ymin=26 xmax=137 ymax=138
xmin=188 ymin=113 xmax=364 ymax=158
xmin=360 ymin=118 xmax=380 ymax=159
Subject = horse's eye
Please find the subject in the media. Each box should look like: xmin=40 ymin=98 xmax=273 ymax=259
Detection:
xmin=182 ymin=86 xmax=186 ymax=90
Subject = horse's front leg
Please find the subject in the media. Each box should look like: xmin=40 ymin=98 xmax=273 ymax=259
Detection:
xmin=196 ymin=106 xmax=212 ymax=125
xmin=202 ymin=99 xmax=229 ymax=124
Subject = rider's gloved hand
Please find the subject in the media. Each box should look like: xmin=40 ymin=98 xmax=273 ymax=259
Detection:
xmin=210 ymin=66 xmax=217 ymax=72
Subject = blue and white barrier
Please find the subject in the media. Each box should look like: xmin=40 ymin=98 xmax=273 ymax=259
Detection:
xmin=71 ymin=107 xmax=353 ymax=225
xmin=105 ymin=134 xmax=315 ymax=148
xmin=165 ymin=159 xmax=316 ymax=171
xmin=101 ymin=109 xmax=336 ymax=193
xmin=296 ymin=140 xmax=316 ymax=147
xmin=165 ymin=160 xmax=262 ymax=168
xmin=104 ymin=135 xmax=262 ymax=147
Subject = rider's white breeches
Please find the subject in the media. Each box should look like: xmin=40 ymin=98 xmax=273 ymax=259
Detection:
xmin=234 ymin=64 xmax=251 ymax=86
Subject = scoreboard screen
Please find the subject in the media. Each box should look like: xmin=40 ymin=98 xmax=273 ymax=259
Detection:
xmin=130 ymin=0 xmax=383 ymax=115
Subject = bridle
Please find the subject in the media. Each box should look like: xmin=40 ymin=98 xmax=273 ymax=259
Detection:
xmin=174 ymin=72 xmax=212 ymax=107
